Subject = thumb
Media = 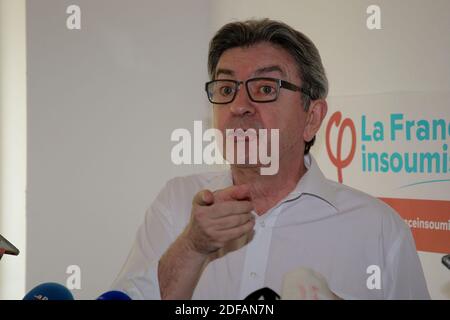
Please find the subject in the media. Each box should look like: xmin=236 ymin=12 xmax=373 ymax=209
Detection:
xmin=193 ymin=189 xmax=214 ymax=206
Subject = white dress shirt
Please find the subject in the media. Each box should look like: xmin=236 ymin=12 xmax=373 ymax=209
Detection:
xmin=111 ymin=155 xmax=430 ymax=299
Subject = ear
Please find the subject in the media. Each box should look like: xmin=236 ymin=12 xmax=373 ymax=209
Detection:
xmin=303 ymin=99 xmax=328 ymax=143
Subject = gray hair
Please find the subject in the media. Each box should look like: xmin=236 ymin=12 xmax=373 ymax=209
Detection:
xmin=208 ymin=19 xmax=329 ymax=154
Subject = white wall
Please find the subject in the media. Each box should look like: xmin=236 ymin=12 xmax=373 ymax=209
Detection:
xmin=0 ymin=0 xmax=27 ymax=300
xmin=26 ymin=0 xmax=211 ymax=299
xmin=211 ymin=0 xmax=450 ymax=96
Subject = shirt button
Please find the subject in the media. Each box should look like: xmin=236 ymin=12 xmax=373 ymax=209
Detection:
xmin=250 ymin=272 xmax=257 ymax=278
xmin=260 ymin=221 xmax=265 ymax=228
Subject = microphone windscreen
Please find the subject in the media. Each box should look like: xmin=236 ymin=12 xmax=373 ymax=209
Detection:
xmin=281 ymin=267 xmax=341 ymax=300
xmin=23 ymin=282 xmax=74 ymax=300
xmin=96 ymin=290 xmax=132 ymax=300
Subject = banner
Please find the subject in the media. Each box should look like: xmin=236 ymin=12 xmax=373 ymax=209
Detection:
xmin=314 ymin=92 xmax=450 ymax=297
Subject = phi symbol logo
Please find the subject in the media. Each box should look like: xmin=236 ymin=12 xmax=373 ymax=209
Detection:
xmin=325 ymin=111 xmax=357 ymax=183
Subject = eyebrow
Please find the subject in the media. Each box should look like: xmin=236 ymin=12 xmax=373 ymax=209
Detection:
xmin=215 ymin=68 xmax=234 ymax=78
xmin=254 ymin=65 xmax=286 ymax=77
xmin=215 ymin=65 xmax=286 ymax=79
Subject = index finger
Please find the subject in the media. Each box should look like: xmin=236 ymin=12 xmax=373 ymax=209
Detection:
xmin=214 ymin=184 xmax=251 ymax=202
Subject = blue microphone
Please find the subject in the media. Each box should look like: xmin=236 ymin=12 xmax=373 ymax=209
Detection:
xmin=23 ymin=282 xmax=74 ymax=300
xmin=96 ymin=290 xmax=132 ymax=300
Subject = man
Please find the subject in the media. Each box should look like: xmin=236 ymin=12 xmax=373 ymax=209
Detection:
xmin=112 ymin=19 xmax=429 ymax=299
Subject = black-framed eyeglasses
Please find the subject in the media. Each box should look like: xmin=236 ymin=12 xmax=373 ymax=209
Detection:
xmin=205 ymin=77 xmax=309 ymax=104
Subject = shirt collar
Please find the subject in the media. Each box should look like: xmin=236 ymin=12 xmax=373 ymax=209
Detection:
xmin=285 ymin=154 xmax=339 ymax=212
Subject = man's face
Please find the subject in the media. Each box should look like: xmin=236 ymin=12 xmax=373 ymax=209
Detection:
xmin=212 ymin=42 xmax=309 ymax=166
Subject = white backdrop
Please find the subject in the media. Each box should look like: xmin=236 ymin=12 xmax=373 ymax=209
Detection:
xmin=0 ymin=0 xmax=27 ymax=299
xmin=26 ymin=0 xmax=211 ymax=299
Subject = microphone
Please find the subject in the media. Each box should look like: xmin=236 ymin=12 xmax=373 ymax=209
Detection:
xmin=281 ymin=267 xmax=341 ymax=300
xmin=244 ymin=287 xmax=281 ymax=300
xmin=96 ymin=290 xmax=132 ymax=300
xmin=244 ymin=268 xmax=342 ymax=300
xmin=23 ymin=282 xmax=74 ymax=300
xmin=443 ymin=254 xmax=450 ymax=269
xmin=0 ymin=233 xmax=20 ymax=256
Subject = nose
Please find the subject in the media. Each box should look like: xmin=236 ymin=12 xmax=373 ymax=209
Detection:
xmin=228 ymin=83 xmax=256 ymax=117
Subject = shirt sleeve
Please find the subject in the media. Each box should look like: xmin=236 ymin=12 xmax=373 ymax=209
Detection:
xmin=110 ymin=191 xmax=177 ymax=300
xmin=382 ymin=222 xmax=431 ymax=299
